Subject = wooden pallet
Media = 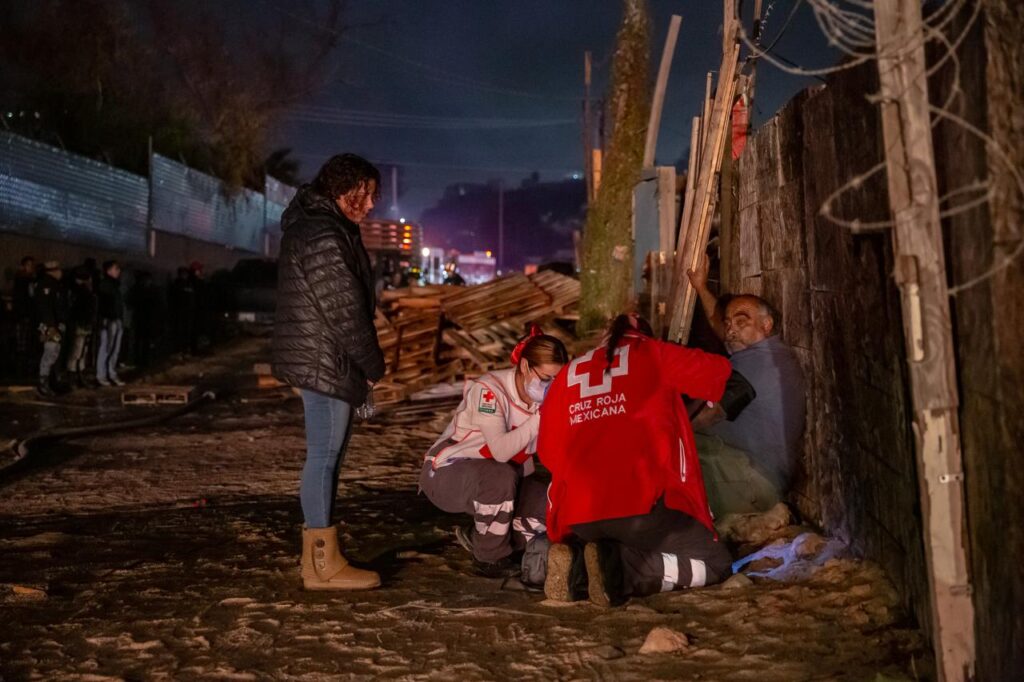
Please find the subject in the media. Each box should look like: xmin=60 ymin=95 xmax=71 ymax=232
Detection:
xmin=370 ymin=273 xmax=582 ymax=401
xmin=442 ymin=274 xmax=552 ymax=329
xmin=529 ymin=271 xmax=581 ymax=313
xmin=371 ymin=381 xmax=407 ymax=406
xmin=121 ymin=385 xmax=196 ymax=406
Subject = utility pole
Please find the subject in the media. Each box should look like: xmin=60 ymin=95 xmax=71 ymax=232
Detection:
xmin=391 ymin=165 xmax=399 ymax=217
xmin=147 ymin=135 xmax=157 ymax=259
xmin=497 ymin=179 xmax=504 ymax=275
xmin=874 ymin=1 xmax=975 ymax=680
xmin=584 ymin=51 xmax=594 ymax=203
xmin=719 ymin=0 xmax=740 ymax=292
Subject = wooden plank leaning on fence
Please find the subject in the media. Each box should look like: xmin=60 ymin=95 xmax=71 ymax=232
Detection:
xmin=699 ymin=72 xmax=713 ymax=170
xmin=680 ymin=115 xmax=702 ymax=246
xmin=643 ymin=15 xmax=682 ymax=168
xmin=874 ymin=0 xmax=975 ymax=679
xmin=645 ymin=165 xmax=678 ymax=336
xmin=648 ymin=115 xmax=701 ymax=339
xmin=665 ymin=43 xmax=741 ymax=343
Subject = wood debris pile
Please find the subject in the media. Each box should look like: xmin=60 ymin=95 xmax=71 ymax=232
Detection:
xmin=373 ymin=271 xmax=579 ymax=405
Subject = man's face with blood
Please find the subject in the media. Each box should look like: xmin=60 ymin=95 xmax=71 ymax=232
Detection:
xmin=723 ymin=296 xmax=773 ymax=354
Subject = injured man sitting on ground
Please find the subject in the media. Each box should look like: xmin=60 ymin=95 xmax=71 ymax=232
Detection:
xmin=686 ymin=254 xmax=807 ymax=517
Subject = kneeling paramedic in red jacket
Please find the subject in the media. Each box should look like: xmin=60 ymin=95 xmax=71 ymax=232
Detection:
xmin=421 ymin=329 xmax=568 ymax=578
xmin=538 ymin=314 xmax=756 ymax=605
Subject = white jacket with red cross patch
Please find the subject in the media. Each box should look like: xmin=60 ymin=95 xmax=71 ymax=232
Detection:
xmin=425 ymin=368 xmax=539 ymax=473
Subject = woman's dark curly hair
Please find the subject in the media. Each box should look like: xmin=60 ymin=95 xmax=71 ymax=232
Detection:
xmin=312 ymin=153 xmax=382 ymax=200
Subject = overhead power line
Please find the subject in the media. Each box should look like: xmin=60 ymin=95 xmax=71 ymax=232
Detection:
xmin=292 ymin=152 xmax=579 ymax=175
xmin=286 ymin=105 xmax=577 ymax=130
xmin=261 ymin=0 xmax=581 ymax=102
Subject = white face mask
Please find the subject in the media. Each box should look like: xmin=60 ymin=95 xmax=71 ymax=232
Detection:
xmin=526 ymin=377 xmax=551 ymax=404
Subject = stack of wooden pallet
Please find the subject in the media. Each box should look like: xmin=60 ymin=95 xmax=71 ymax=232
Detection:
xmin=371 ymin=271 xmax=580 ymax=406
xmin=529 ymin=270 xmax=581 ymax=317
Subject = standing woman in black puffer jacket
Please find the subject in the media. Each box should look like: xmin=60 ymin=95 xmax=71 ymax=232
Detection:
xmin=272 ymin=154 xmax=387 ymax=591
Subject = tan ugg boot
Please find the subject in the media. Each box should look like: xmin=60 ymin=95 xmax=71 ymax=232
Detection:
xmin=301 ymin=526 xmax=381 ymax=591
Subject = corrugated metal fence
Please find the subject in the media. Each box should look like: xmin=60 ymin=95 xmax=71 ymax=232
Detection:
xmin=264 ymin=175 xmax=296 ymax=257
xmin=0 ymin=131 xmax=294 ymax=257
xmin=0 ymin=132 xmax=148 ymax=252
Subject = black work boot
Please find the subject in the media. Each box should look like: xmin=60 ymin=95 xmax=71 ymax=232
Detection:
xmin=36 ymin=377 xmax=56 ymax=398
xmin=473 ymin=555 xmax=521 ymax=579
xmin=584 ymin=540 xmax=627 ymax=607
xmin=544 ymin=542 xmax=588 ymax=602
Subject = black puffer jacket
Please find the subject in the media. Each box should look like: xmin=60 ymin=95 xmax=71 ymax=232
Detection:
xmin=272 ymin=185 xmax=385 ymax=405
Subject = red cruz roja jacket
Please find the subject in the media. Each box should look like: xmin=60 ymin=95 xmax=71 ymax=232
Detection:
xmin=538 ymin=332 xmax=732 ymax=543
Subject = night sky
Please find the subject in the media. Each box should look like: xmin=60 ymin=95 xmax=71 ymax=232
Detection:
xmin=269 ymin=1 xmax=837 ymax=245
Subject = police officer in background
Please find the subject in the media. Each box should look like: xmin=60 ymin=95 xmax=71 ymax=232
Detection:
xmin=34 ymin=260 xmax=67 ymax=397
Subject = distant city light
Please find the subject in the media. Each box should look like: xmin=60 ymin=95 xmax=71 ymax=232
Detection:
xmin=571 ymin=172 xmax=581 ymax=180
xmin=399 ymin=217 xmax=406 ymax=224
xmin=485 ymin=250 xmax=492 ymax=258
xmin=421 ymin=247 xmax=430 ymax=257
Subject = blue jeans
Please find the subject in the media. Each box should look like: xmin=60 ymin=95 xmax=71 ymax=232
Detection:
xmin=299 ymin=389 xmax=354 ymax=528
xmin=96 ymin=319 xmax=123 ymax=381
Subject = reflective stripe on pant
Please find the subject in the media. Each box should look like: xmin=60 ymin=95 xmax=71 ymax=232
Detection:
xmin=299 ymin=389 xmax=354 ymax=529
xmin=420 ymin=459 xmax=546 ymax=564
xmin=572 ymin=498 xmax=732 ymax=598
xmin=511 ymin=476 xmax=548 ymax=550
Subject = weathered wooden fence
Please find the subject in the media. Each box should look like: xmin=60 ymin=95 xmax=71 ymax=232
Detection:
xmin=727 ymin=63 xmax=928 ymax=632
xmin=725 ymin=6 xmax=1023 ymax=676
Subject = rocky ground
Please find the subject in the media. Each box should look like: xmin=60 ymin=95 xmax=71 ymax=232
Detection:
xmin=0 ymin=339 xmax=931 ymax=680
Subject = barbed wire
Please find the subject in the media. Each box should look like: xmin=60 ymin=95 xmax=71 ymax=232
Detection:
xmin=816 ymin=0 xmax=979 ymax=232
xmin=754 ymin=0 xmax=1016 ymax=296
xmin=737 ymin=0 xmax=972 ymax=78
xmin=929 ymin=103 xmax=1024 ymax=295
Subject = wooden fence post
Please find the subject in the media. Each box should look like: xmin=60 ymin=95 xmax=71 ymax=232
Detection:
xmin=874 ymin=1 xmax=975 ymax=679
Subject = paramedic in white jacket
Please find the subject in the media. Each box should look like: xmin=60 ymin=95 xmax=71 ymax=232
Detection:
xmin=420 ymin=330 xmax=568 ymax=577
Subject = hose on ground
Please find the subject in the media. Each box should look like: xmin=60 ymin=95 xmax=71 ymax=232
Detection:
xmin=8 ymin=390 xmax=217 ymax=463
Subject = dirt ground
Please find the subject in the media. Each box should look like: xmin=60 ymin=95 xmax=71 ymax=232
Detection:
xmin=0 ymin=340 xmax=931 ymax=681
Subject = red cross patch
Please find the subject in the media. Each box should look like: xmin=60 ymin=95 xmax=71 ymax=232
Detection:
xmin=567 ymin=346 xmax=631 ymax=398
xmin=478 ymin=387 xmax=498 ymax=414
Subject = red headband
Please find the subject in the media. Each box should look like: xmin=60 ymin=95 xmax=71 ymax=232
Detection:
xmin=510 ymin=323 xmax=544 ymax=364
